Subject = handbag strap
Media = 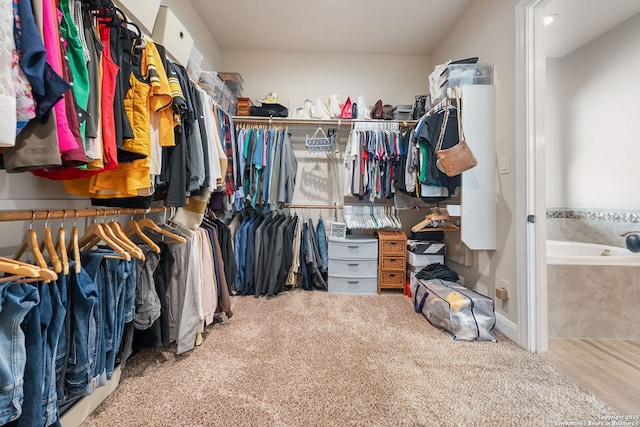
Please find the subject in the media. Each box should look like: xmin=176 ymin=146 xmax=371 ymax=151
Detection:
xmin=435 ymin=102 xmax=450 ymax=151
xmin=455 ymin=88 xmax=465 ymax=141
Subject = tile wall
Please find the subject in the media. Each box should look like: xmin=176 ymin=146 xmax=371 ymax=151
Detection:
xmin=546 ymin=208 xmax=640 ymax=247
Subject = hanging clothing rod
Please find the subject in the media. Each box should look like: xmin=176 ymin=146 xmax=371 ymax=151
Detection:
xmin=233 ymin=116 xmax=416 ymax=128
xmin=284 ymin=204 xmax=343 ymax=210
xmin=0 ymin=207 xmax=167 ymax=222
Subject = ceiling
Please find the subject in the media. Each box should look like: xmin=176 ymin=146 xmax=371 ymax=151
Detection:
xmin=188 ymin=0 xmax=640 ymax=58
xmin=189 ymin=0 xmax=473 ymax=56
xmin=544 ymin=0 xmax=640 ymax=58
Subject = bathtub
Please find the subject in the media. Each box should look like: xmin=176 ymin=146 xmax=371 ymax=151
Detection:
xmin=547 ymin=240 xmax=640 ymax=339
xmin=546 ymin=240 xmax=640 ymax=266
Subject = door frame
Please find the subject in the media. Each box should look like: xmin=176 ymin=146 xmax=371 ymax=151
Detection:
xmin=515 ymin=0 xmax=548 ymax=353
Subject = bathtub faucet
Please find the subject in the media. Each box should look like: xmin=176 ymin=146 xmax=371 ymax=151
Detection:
xmin=620 ymin=230 xmax=640 ymax=253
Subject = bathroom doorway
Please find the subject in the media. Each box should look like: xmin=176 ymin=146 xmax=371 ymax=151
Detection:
xmin=529 ymin=0 xmax=640 ymax=414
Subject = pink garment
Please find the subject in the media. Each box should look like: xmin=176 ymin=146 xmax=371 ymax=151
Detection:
xmin=41 ymin=0 xmax=78 ymax=153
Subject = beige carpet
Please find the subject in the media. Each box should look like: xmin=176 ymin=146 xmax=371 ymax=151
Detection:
xmin=81 ymin=290 xmax=619 ymax=427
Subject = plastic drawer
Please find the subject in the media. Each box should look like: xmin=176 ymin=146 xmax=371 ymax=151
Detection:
xmin=328 ymin=237 xmax=378 ymax=260
xmin=328 ymin=259 xmax=378 ymax=278
xmin=328 ymin=276 xmax=377 ymax=294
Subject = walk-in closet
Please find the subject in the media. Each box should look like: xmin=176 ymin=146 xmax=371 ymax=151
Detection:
xmin=2 ymin=0 xmax=638 ymax=425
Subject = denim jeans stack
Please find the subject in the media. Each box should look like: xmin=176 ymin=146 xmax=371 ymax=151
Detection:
xmin=0 ymin=252 xmax=135 ymax=427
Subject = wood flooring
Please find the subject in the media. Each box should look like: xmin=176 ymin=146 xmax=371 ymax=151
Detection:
xmin=543 ymin=339 xmax=640 ymax=415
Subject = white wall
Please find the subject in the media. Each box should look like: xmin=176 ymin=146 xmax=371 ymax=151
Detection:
xmin=545 ymin=12 xmax=640 ymax=209
xmin=221 ymin=50 xmax=430 ymax=111
xmin=429 ymin=0 xmax=519 ymax=324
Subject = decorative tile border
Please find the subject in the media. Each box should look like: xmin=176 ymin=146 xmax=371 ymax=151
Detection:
xmin=546 ymin=208 xmax=640 ymax=223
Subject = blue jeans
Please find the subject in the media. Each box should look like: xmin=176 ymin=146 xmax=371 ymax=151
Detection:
xmin=10 ymin=280 xmax=66 ymax=427
xmin=104 ymin=257 xmax=134 ymax=380
xmin=0 ymin=281 xmax=39 ymax=425
xmin=55 ymin=270 xmax=70 ymax=408
xmin=65 ymin=255 xmax=100 ymax=398
xmin=41 ymin=281 xmax=65 ymax=426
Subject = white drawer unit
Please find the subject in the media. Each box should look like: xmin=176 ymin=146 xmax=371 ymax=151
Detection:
xmin=152 ymin=6 xmax=194 ymax=67
xmin=113 ymin=0 xmax=161 ymax=35
xmin=328 ymin=236 xmax=378 ymax=294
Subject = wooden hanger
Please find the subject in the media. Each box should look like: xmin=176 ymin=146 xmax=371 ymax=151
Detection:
xmin=136 ymin=209 xmax=186 ymax=244
xmin=54 ymin=211 xmax=70 ymax=276
xmin=77 ymin=210 xmax=131 ymax=261
xmin=106 ymin=210 xmax=145 ymax=260
xmin=67 ymin=209 xmax=82 ymax=274
xmin=39 ymin=211 xmax=63 ymax=274
xmin=0 ymin=256 xmax=41 ymax=282
xmin=14 ymin=212 xmax=52 ymax=272
xmin=411 ymin=213 xmax=460 ymax=233
xmin=124 ymin=209 xmax=161 ymax=253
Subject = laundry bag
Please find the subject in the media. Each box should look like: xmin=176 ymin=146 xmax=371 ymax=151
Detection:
xmin=412 ymin=278 xmax=497 ymax=342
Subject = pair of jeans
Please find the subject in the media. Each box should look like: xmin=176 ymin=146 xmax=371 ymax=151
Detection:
xmin=104 ymin=257 xmax=134 ymax=380
xmin=41 ymin=281 xmax=66 ymax=426
xmin=80 ymin=251 xmax=130 ymax=389
xmin=10 ymin=280 xmax=66 ymax=427
xmin=54 ymin=269 xmax=70 ymax=408
xmin=0 ymin=281 xmax=39 ymax=425
xmin=65 ymin=255 xmax=100 ymax=399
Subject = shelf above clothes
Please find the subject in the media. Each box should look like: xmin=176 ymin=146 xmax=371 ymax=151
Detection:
xmin=233 ymin=116 xmax=417 ymax=129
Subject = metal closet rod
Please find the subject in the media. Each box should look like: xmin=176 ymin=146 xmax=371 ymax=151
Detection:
xmin=233 ymin=116 xmax=416 ymax=127
xmin=285 ymin=204 xmax=343 ymax=210
xmin=0 ymin=206 xmax=168 ymax=222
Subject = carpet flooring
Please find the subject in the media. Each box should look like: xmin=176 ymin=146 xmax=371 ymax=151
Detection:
xmin=80 ymin=290 xmax=620 ymax=427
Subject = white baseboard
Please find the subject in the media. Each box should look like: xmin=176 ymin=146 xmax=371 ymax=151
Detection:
xmin=495 ymin=313 xmax=520 ymax=344
xmin=60 ymin=367 xmax=122 ymax=427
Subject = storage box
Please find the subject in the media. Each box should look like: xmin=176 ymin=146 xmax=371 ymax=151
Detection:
xmin=407 ymin=251 xmax=444 ymax=268
xmin=113 ymin=0 xmax=161 ymax=35
xmin=152 ymin=6 xmax=194 ymax=67
xmin=407 ymin=240 xmax=446 ymax=256
xmin=199 ymin=71 xmax=225 ymax=102
xmin=186 ymin=47 xmax=203 ymax=82
xmin=445 ymin=63 xmax=494 ymax=87
xmin=217 ymin=72 xmax=244 ymax=95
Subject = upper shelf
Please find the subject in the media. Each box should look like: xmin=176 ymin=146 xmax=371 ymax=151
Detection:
xmin=232 ymin=116 xmax=417 ymax=128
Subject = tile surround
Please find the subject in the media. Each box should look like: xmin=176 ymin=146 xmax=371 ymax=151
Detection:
xmin=546 ymin=207 xmax=640 ymax=339
xmin=546 ymin=208 xmax=640 ymax=246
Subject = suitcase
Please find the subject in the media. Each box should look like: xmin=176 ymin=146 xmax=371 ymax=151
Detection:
xmin=412 ymin=278 xmax=497 ymax=342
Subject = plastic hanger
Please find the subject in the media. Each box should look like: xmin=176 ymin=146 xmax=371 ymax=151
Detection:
xmin=54 ymin=211 xmax=70 ymax=275
xmin=39 ymin=211 xmax=63 ymax=274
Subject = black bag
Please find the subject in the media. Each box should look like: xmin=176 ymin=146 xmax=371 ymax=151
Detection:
xmin=250 ymin=103 xmax=289 ymax=118
xmin=412 ymin=95 xmax=429 ymax=120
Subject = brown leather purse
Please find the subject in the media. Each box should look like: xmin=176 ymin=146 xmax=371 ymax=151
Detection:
xmin=435 ymin=94 xmax=477 ymax=177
